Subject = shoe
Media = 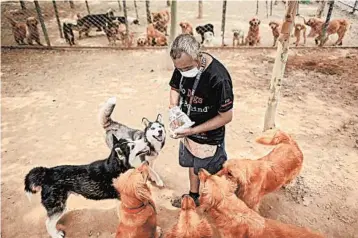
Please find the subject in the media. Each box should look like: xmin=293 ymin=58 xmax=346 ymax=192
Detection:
xmin=170 ymin=193 xmax=200 ymax=208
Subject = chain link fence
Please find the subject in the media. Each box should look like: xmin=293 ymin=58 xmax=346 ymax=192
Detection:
xmin=1 ymin=0 xmax=357 ymax=48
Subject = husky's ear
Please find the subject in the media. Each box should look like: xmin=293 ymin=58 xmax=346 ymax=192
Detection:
xmin=156 ymin=114 xmax=163 ymax=124
xmin=142 ymin=117 xmax=150 ymax=127
xmin=112 ymin=134 xmax=119 ymax=145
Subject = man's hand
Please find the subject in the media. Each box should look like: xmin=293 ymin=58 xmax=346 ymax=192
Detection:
xmin=171 ymin=127 xmax=195 ymax=139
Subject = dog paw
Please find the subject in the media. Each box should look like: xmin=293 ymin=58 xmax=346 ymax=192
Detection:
xmin=51 ymin=230 xmax=65 ymax=238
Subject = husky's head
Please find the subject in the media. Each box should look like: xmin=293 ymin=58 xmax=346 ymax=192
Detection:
xmin=112 ymin=134 xmax=150 ymax=168
xmin=142 ymin=114 xmax=166 ymax=145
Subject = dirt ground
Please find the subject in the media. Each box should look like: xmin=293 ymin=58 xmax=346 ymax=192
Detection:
xmin=1 ymin=0 xmax=358 ymax=47
xmin=1 ymin=48 xmax=358 ymax=238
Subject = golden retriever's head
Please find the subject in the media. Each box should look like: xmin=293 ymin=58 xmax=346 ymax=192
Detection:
xmin=26 ymin=17 xmax=38 ymax=27
xmin=198 ymin=169 xmax=237 ymax=210
xmin=181 ymin=195 xmax=196 ymax=211
xmin=179 ymin=22 xmax=189 ymax=30
xmin=152 ymin=12 xmax=162 ymax=22
xmin=269 ymin=21 xmax=279 ymax=30
xmin=249 ymin=17 xmax=261 ymax=28
xmin=113 ymin=161 xmax=151 ymax=202
xmin=306 ymin=17 xmax=321 ymax=27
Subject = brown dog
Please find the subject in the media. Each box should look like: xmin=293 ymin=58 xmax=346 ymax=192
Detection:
xmin=6 ymin=15 xmax=27 ymax=45
xmin=293 ymin=23 xmax=307 ymax=46
xmin=152 ymin=10 xmax=170 ymax=36
xmin=199 ymin=169 xmax=324 ymax=238
xmin=217 ymin=130 xmax=303 ymax=211
xmin=246 ymin=17 xmax=261 ymax=46
xmin=113 ymin=162 xmax=162 ymax=238
xmin=301 ymin=16 xmax=350 ymax=46
xmin=179 ymin=22 xmax=194 ymax=35
xmin=268 ymin=21 xmax=280 ymax=47
xmin=147 ymin=23 xmax=168 ymax=46
xmin=165 ymin=195 xmax=213 ymax=238
xmin=26 ymin=17 xmax=42 ymax=46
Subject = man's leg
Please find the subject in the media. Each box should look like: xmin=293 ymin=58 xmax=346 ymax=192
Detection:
xmin=188 ymin=167 xmax=200 ymax=205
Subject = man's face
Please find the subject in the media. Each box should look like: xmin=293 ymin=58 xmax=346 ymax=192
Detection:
xmin=173 ymin=53 xmax=199 ymax=73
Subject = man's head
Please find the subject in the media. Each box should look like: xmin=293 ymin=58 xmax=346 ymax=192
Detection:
xmin=170 ymin=34 xmax=201 ymax=78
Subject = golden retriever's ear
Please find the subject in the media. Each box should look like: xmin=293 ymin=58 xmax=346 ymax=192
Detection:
xmin=198 ymin=169 xmax=210 ymax=182
xmin=216 ymin=167 xmax=228 ymax=177
xmin=258 ymin=20 xmax=261 ymax=25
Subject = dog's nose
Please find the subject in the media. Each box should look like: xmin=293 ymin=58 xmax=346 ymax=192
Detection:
xmin=158 ymin=130 xmax=163 ymax=136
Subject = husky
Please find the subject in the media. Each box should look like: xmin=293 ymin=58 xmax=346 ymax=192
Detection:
xmin=99 ymin=97 xmax=166 ymax=187
xmin=24 ymin=136 xmax=149 ymax=238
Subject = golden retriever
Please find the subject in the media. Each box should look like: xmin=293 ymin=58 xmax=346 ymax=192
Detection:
xmin=165 ymin=195 xmax=213 ymax=238
xmin=152 ymin=10 xmax=170 ymax=36
xmin=113 ymin=162 xmax=162 ymax=238
xmin=246 ymin=17 xmax=261 ymax=46
xmin=268 ymin=21 xmax=280 ymax=47
xmin=6 ymin=15 xmax=27 ymax=45
xmin=217 ymin=130 xmax=303 ymax=211
xmin=293 ymin=23 xmax=307 ymax=46
xmin=147 ymin=23 xmax=168 ymax=46
xmin=199 ymin=169 xmax=324 ymax=238
xmin=179 ymin=22 xmax=194 ymax=35
xmin=26 ymin=16 xmax=42 ymax=45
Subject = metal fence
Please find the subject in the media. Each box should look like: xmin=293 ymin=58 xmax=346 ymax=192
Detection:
xmin=1 ymin=0 xmax=356 ymax=49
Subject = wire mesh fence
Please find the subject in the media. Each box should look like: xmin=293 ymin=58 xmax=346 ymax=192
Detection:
xmin=1 ymin=0 xmax=357 ymax=48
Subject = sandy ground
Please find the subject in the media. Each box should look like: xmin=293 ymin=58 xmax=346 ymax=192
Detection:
xmin=1 ymin=48 xmax=358 ymax=238
xmin=1 ymin=0 xmax=358 ymax=47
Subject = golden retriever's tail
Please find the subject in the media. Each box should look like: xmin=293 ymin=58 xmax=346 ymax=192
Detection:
xmin=255 ymin=129 xmax=291 ymax=145
xmin=99 ymin=97 xmax=116 ymax=130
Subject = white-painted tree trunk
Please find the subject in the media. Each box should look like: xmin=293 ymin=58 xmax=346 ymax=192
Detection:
xmin=263 ymin=1 xmax=298 ymax=131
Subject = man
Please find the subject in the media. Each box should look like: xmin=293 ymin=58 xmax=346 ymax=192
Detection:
xmin=168 ymin=34 xmax=234 ymax=207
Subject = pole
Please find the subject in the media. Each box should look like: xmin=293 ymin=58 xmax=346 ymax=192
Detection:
xmin=352 ymin=0 xmax=358 ymax=14
xmin=19 ymin=0 xmax=26 ymax=10
xmin=117 ymin=0 xmax=122 ymax=12
xmin=69 ymin=0 xmax=74 ymax=9
xmin=146 ymin=0 xmax=152 ymax=24
xmin=266 ymin=0 xmax=269 ymax=18
xmin=169 ymin=0 xmax=177 ymax=44
xmin=134 ymin=0 xmax=139 ymax=20
xmin=320 ymin=0 xmax=334 ymax=46
xmin=123 ymin=0 xmax=130 ymax=47
xmin=85 ymin=1 xmax=90 ymax=14
xmin=34 ymin=0 xmax=51 ymax=46
xmin=198 ymin=0 xmax=203 ymax=19
xmin=167 ymin=0 xmax=171 ymax=7
xmin=270 ymin=0 xmax=273 ymax=16
xmin=221 ymin=0 xmax=227 ymax=46
xmin=52 ymin=0 xmax=63 ymax=38
xmin=256 ymin=0 xmax=259 ymax=15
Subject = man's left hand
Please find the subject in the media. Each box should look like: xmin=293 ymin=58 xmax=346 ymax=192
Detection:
xmin=171 ymin=127 xmax=195 ymax=139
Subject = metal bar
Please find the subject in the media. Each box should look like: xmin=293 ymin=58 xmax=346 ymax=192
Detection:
xmin=146 ymin=0 xmax=152 ymax=24
xmin=69 ymin=0 xmax=74 ymax=9
xmin=352 ymin=0 xmax=358 ymax=13
xmin=169 ymin=0 xmax=177 ymax=44
xmin=320 ymin=0 xmax=334 ymax=46
xmin=85 ymin=0 xmax=90 ymax=14
xmin=123 ymin=0 xmax=130 ymax=47
xmin=52 ymin=0 xmax=63 ymax=38
xmin=34 ymin=0 xmax=51 ymax=46
xmin=19 ymin=0 xmax=26 ymax=10
xmin=256 ymin=0 xmax=259 ymax=15
xmin=134 ymin=0 xmax=139 ymax=20
xmin=221 ymin=0 xmax=227 ymax=46
xmin=118 ymin=0 xmax=122 ymax=12
xmin=167 ymin=0 xmax=171 ymax=7
xmin=270 ymin=0 xmax=273 ymax=16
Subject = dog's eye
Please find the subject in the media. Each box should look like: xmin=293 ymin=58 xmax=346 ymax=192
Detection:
xmin=151 ymin=127 xmax=155 ymax=130
xmin=130 ymin=145 xmax=134 ymax=150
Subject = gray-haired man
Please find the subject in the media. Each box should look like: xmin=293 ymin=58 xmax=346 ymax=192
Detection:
xmin=169 ymin=34 xmax=234 ymax=207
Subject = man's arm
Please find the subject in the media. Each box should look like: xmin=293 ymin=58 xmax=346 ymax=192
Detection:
xmin=191 ymin=109 xmax=233 ymax=135
xmin=169 ymin=88 xmax=180 ymax=109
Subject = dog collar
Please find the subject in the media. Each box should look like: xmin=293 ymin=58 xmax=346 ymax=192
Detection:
xmin=122 ymin=200 xmax=156 ymax=214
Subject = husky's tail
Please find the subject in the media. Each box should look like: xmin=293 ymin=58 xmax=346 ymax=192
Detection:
xmin=24 ymin=167 xmax=48 ymax=201
xmin=255 ymin=129 xmax=291 ymax=145
xmin=99 ymin=97 xmax=117 ymax=130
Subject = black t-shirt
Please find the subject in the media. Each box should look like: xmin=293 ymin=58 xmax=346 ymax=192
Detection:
xmin=169 ymin=54 xmax=234 ymax=145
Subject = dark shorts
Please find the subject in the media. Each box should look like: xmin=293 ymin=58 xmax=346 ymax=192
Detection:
xmin=178 ymin=141 xmax=227 ymax=175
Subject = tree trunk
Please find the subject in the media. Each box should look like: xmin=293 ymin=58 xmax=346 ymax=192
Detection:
xmin=52 ymin=0 xmax=63 ymax=38
xmin=169 ymin=0 xmax=177 ymax=44
xmin=198 ymin=0 xmax=203 ymax=19
xmin=263 ymin=1 xmax=298 ymax=131
xmin=118 ymin=0 xmax=122 ymax=12
xmin=221 ymin=0 xmax=227 ymax=46
xmin=69 ymin=0 xmax=74 ymax=9
xmin=167 ymin=0 xmax=171 ymax=7
xmin=256 ymin=0 xmax=259 ymax=15
xmin=123 ymin=0 xmax=130 ymax=47
xmin=85 ymin=0 xmax=90 ymax=14
xmin=319 ymin=0 xmax=334 ymax=46
xmin=134 ymin=0 xmax=139 ymax=20
xmin=266 ymin=0 xmax=269 ymax=18
xmin=316 ymin=0 xmax=326 ymax=18
xmin=146 ymin=0 xmax=152 ymax=24
xmin=270 ymin=0 xmax=273 ymax=16
xmin=19 ymin=0 xmax=26 ymax=10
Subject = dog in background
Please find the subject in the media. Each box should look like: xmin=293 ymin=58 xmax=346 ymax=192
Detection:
xmin=104 ymin=21 xmax=120 ymax=46
xmin=152 ymin=10 xmax=170 ymax=36
xmin=202 ymin=32 xmax=215 ymax=47
xmin=246 ymin=17 xmax=261 ymax=46
xmin=137 ymin=36 xmax=149 ymax=46
xmin=99 ymin=97 xmax=166 ymax=187
xmin=217 ymin=130 xmax=303 ymax=211
xmin=195 ymin=23 xmax=214 ymax=44
xmin=26 ymin=17 xmax=42 ymax=45
xmin=165 ymin=195 xmax=213 ymax=238
xmin=268 ymin=21 xmax=280 ymax=47
xmin=24 ymin=135 xmax=149 ymax=238
xmin=232 ymin=29 xmax=245 ymax=46
xmin=62 ymin=22 xmax=76 ymax=46
xmin=6 ymin=15 xmax=27 ymax=45
xmin=112 ymin=16 xmax=140 ymax=25
xmin=293 ymin=23 xmax=306 ymax=46
xmin=147 ymin=23 xmax=168 ymax=46
xmin=76 ymin=8 xmax=115 ymax=38
xmin=114 ymin=162 xmax=162 ymax=238
xmin=179 ymin=21 xmax=194 ymax=35
xmin=199 ymin=169 xmax=324 ymax=238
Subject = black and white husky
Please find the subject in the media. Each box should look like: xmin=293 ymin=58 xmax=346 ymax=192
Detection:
xmin=24 ymin=136 xmax=149 ymax=238
xmin=99 ymin=97 xmax=166 ymax=187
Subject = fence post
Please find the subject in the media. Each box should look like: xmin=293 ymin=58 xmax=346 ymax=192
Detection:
xmin=134 ymin=0 xmax=139 ymax=20
xmin=34 ymin=0 xmax=51 ymax=47
xmin=270 ymin=0 xmax=273 ymax=16
xmin=198 ymin=0 xmax=203 ymax=19
xmin=52 ymin=0 xmax=63 ymax=38
xmin=169 ymin=0 xmax=177 ymax=44
xmin=352 ymin=0 xmax=358 ymax=14
xmin=69 ymin=0 xmax=74 ymax=9
xmin=167 ymin=0 xmax=171 ymax=7
xmin=320 ymin=0 xmax=334 ymax=46
xmin=266 ymin=0 xmax=269 ymax=18
xmin=118 ymin=0 xmax=122 ymax=12
xmin=221 ymin=0 xmax=227 ymax=47
xmin=85 ymin=1 xmax=90 ymax=14
xmin=123 ymin=0 xmax=130 ymax=47
xmin=146 ymin=0 xmax=152 ymax=24
xmin=256 ymin=0 xmax=259 ymax=15
xmin=19 ymin=0 xmax=26 ymax=10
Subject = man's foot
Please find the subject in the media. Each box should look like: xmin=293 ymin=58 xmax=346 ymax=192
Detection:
xmin=171 ymin=192 xmax=200 ymax=208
